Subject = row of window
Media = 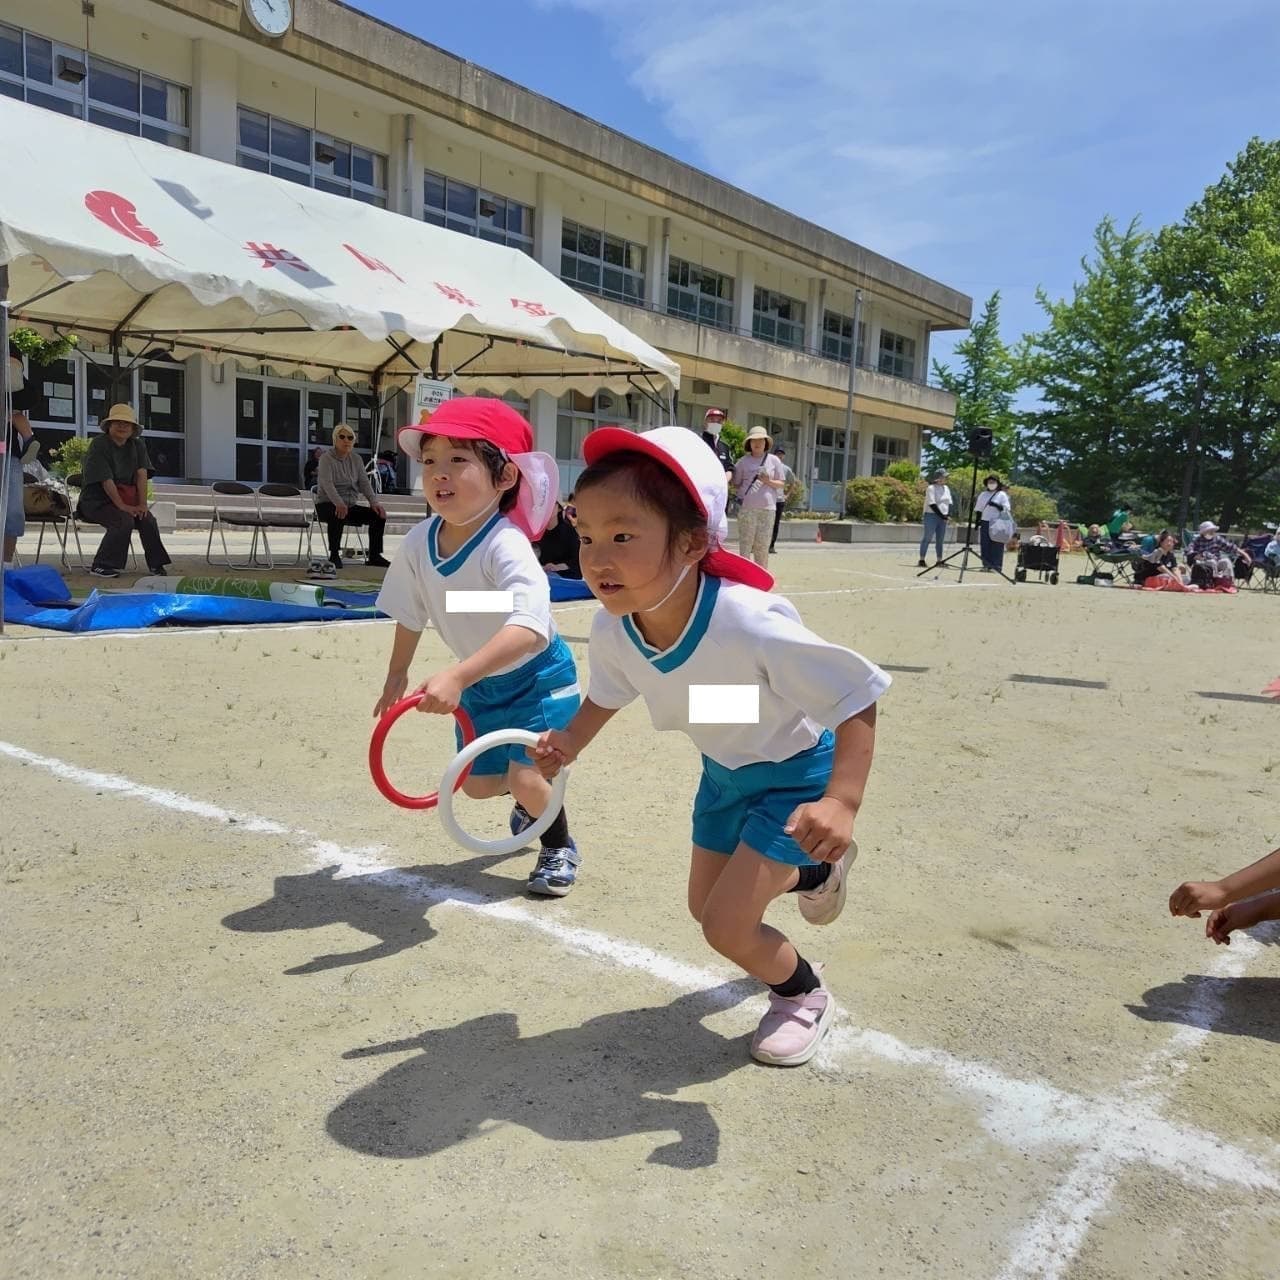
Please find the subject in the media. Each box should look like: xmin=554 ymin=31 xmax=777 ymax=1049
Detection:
xmin=5 ymin=19 xmax=923 ymax=383
xmin=0 ymin=22 xmax=189 ymax=147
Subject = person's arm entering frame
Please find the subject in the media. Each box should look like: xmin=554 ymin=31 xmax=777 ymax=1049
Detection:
xmin=533 ymin=698 xmax=621 ymax=776
xmin=1169 ymin=845 xmax=1280 ymax=944
xmin=785 ymin=703 xmax=877 ymax=863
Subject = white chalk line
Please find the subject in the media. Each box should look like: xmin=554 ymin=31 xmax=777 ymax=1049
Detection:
xmin=996 ymin=937 xmax=1267 ymax=1280
xmin=3 ymin=737 xmax=1277 ymax=1231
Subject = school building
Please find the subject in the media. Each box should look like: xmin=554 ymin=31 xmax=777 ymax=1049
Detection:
xmin=3 ymin=0 xmax=971 ymax=508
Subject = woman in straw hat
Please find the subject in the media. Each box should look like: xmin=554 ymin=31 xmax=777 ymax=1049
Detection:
xmin=731 ymin=424 xmax=786 ymax=568
xmin=79 ymin=402 xmax=172 ymax=578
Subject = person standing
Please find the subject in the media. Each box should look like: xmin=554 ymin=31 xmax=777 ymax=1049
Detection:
xmin=3 ymin=350 xmax=35 ymax=566
xmin=917 ymin=468 xmax=952 ymax=567
xmin=732 ymin=425 xmax=786 ymax=569
xmin=700 ymin=408 xmax=734 ymax=482
xmin=974 ymin=474 xmax=1011 ymax=572
xmin=768 ymin=444 xmax=796 ymax=555
xmin=315 ymin=423 xmax=389 ymax=569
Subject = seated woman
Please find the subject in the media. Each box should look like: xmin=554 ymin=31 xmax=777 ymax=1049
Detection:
xmin=533 ymin=498 xmax=582 ymax=579
xmin=315 ymin=423 xmax=388 ymax=569
xmin=1135 ymin=530 xmax=1191 ymax=589
xmin=80 ymin=403 xmax=173 ymax=579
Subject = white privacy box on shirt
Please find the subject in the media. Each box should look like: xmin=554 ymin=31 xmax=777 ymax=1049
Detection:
xmin=445 ymin=590 xmax=515 ymax=614
xmin=688 ymin=684 xmax=761 ymax=725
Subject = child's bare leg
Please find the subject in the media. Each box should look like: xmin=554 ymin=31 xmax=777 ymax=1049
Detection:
xmin=688 ymin=847 xmax=731 ymax=923
xmin=507 ymin=761 xmax=554 ymax=816
xmin=699 ymin=844 xmax=801 ymax=985
xmin=461 ymin=774 xmax=509 ymax=800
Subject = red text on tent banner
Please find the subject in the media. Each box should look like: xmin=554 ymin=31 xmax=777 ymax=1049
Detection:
xmin=510 ymin=298 xmax=554 ymax=318
xmin=344 ymin=243 xmax=404 ymax=283
xmin=84 ymin=191 xmax=163 ymax=250
xmin=435 ymin=282 xmax=477 ymax=307
xmin=246 ymin=242 xmax=313 ymax=272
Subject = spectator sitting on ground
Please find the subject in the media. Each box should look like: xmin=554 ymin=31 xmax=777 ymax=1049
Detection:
xmin=1135 ymin=530 xmax=1191 ymax=588
xmin=1186 ymin=520 xmax=1249 ymax=589
xmin=533 ymin=496 xmax=581 ymax=579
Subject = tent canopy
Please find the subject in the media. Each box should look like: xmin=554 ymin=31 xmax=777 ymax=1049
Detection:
xmin=0 ymin=97 xmax=679 ymax=400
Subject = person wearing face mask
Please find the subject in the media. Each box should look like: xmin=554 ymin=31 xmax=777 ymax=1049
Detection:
xmin=700 ymin=408 xmax=734 ymax=483
xmin=315 ymin=423 xmax=389 ymax=569
xmin=974 ymin=474 xmax=1011 ymax=572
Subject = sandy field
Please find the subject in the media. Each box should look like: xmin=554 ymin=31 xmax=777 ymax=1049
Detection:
xmin=1 ymin=543 xmax=1277 ymax=1280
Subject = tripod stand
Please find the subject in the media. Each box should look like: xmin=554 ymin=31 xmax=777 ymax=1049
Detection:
xmin=916 ymin=459 xmax=1015 ymax=584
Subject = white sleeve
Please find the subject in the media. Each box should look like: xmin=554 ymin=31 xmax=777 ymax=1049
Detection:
xmin=585 ymin=611 xmax=640 ymax=710
xmin=375 ymin=539 xmax=431 ymax=631
xmin=754 ymin=598 xmax=891 ymax=727
xmin=486 ymin=529 xmax=552 ymax=642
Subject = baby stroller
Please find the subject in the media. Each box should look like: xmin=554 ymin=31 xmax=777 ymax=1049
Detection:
xmin=1014 ymin=537 xmax=1060 ymax=585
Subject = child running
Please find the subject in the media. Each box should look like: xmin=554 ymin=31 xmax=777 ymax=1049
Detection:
xmin=534 ymin=427 xmax=890 ymax=1066
xmin=373 ymin=398 xmax=583 ymax=896
xmin=1169 ymin=844 xmax=1280 ymax=944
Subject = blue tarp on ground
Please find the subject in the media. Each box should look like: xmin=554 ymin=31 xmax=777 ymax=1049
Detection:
xmin=2 ymin=566 xmax=382 ymax=632
xmin=3 ymin=566 xmax=594 ymax=631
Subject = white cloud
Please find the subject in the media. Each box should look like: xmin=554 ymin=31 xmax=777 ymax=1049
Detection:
xmin=535 ymin=0 xmax=1276 ymax=295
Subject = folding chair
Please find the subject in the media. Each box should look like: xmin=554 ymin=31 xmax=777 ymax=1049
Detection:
xmin=206 ymin=481 xmax=312 ymax=571
xmin=308 ymin=494 xmax=367 ymax=563
xmin=1084 ymin=542 xmax=1139 ymax=585
xmin=24 ymin=484 xmax=83 ymax=570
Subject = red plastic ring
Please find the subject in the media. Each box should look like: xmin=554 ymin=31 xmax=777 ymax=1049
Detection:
xmin=369 ymin=695 xmax=477 ymax=810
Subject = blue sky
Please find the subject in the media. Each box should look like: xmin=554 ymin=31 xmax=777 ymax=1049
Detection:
xmin=361 ymin=0 xmax=1279 ymax=371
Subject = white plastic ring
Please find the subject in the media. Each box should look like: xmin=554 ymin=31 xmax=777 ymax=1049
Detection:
xmin=436 ymin=728 xmax=570 ymax=855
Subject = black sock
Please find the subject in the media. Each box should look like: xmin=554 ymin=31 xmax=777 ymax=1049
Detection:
xmin=788 ymin=862 xmax=832 ymax=893
xmin=539 ymin=807 xmax=570 ymax=849
xmin=769 ymin=955 xmax=820 ymax=998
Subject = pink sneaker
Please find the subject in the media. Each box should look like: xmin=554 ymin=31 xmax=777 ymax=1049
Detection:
xmin=798 ymin=838 xmax=858 ymax=926
xmin=750 ymin=979 xmax=835 ymax=1067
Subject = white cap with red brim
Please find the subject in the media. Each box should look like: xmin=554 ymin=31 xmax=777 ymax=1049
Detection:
xmin=581 ymin=425 xmax=775 ymax=591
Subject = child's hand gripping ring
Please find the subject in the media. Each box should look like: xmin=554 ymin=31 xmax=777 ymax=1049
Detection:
xmin=436 ymin=730 xmax=570 ymax=855
xmin=369 ymin=695 xmax=477 ymax=810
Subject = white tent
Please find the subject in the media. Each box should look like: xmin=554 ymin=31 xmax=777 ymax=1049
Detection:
xmin=0 ymin=96 xmax=679 ymax=400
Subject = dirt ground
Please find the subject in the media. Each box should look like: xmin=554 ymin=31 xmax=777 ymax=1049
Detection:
xmin=1 ymin=544 xmax=1277 ymax=1280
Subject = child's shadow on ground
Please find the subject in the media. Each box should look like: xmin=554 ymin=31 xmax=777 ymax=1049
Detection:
xmin=221 ymin=850 xmax=531 ymax=975
xmin=1127 ymin=925 xmax=1280 ymax=1046
xmin=327 ymin=982 xmax=756 ymax=1169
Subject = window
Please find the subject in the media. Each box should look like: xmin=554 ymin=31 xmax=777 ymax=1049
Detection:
xmin=555 ymin=390 xmax=640 ymax=461
xmin=423 ymin=171 xmax=534 ymax=253
xmin=560 ymin=221 xmax=645 ymax=304
xmin=0 ymin=24 xmax=189 ymax=147
xmin=753 ymin=288 xmax=806 ymax=349
xmin=237 ymin=108 xmax=387 ymax=207
xmin=871 ymin=435 xmax=910 ymax=475
xmin=878 ymin=328 xmax=917 ymax=380
xmin=821 ymin=311 xmax=866 ymax=365
xmin=814 ymin=426 xmax=858 ymax=483
xmin=667 ymin=257 xmax=734 ymax=331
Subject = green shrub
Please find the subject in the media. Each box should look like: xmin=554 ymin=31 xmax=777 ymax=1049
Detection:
xmin=844 ymin=476 xmax=888 ymax=521
xmin=720 ymin=420 xmax=745 ymax=461
xmin=1006 ymin=484 xmax=1059 ymax=525
xmin=884 ymin=459 xmax=921 ymax=485
xmin=783 ymin=476 xmax=807 ymax=512
xmin=879 ymin=475 xmax=919 ymax=522
xmin=48 ymin=435 xmax=93 ymax=481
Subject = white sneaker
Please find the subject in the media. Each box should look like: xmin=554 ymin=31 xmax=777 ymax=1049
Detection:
xmin=798 ymin=838 xmax=858 ymax=926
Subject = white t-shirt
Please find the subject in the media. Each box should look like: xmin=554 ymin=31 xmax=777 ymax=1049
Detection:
xmin=586 ymin=574 xmax=891 ymax=769
xmin=1265 ymin=537 xmax=1280 ymax=564
xmin=376 ymin=512 xmax=554 ymax=674
xmin=976 ymin=487 xmax=1010 ymax=522
xmin=923 ymin=483 xmax=953 ymax=518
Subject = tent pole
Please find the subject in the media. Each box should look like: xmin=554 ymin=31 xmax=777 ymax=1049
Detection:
xmin=430 ymin=336 xmax=442 ymax=380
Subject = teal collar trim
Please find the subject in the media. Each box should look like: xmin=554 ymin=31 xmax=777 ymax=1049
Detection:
xmin=428 ymin=511 xmax=502 ymax=576
xmin=620 ymin=573 xmax=719 ymax=673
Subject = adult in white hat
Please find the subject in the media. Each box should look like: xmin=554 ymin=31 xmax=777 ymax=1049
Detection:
xmin=79 ymin=403 xmax=172 ymax=578
xmin=1186 ymin=520 xmax=1248 ymax=589
xmin=731 ymin=424 xmax=786 ymax=568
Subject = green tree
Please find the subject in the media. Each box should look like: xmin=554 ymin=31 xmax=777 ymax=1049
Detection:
xmin=1145 ymin=138 xmax=1280 ymax=532
xmin=926 ymin=291 xmax=1020 ymax=475
xmin=1020 ymin=216 xmax=1161 ymax=520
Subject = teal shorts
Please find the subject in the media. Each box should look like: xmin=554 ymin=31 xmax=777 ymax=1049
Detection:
xmin=691 ymin=729 xmax=835 ymax=867
xmin=455 ymin=634 xmax=581 ymax=776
